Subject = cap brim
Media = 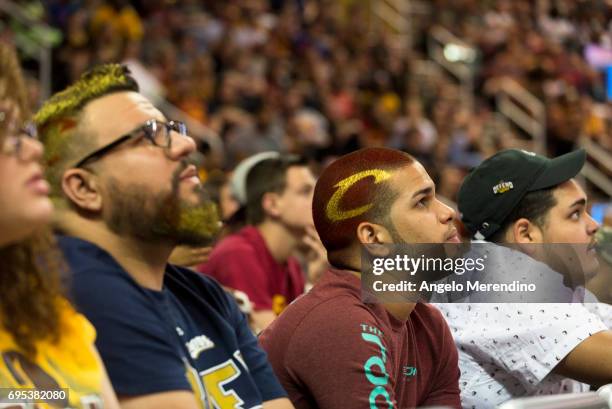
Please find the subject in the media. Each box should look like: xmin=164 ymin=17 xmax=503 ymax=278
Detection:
xmin=230 ymin=151 xmax=281 ymax=204
xmin=530 ymin=149 xmax=586 ymax=191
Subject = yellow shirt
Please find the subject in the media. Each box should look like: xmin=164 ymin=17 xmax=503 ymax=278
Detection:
xmin=0 ymin=299 xmax=104 ymax=408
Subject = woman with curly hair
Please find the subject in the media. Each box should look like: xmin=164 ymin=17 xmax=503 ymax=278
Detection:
xmin=0 ymin=43 xmax=120 ymax=409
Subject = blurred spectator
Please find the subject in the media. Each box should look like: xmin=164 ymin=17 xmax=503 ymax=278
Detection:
xmin=200 ymin=155 xmax=324 ymax=332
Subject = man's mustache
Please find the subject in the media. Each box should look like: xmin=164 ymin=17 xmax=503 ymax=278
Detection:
xmin=171 ymin=159 xmax=212 ymax=202
xmin=171 ymin=160 xmax=190 ymax=188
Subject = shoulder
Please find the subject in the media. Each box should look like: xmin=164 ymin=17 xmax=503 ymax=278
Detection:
xmin=306 ymin=294 xmax=378 ymax=326
xmin=166 ymin=265 xmax=239 ymax=319
xmin=168 ymin=264 xmax=230 ymax=295
xmin=57 ymin=298 xmax=97 ymax=346
xmin=412 ymin=303 xmax=458 ymax=356
xmin=57 ymin=235 xmax=119 ymax=273
xmin=287 ymin=256 xmax=305 ymax=273
xmin=262 ymin=294 xmax=401 ymax=382
xmin=66 ymin=254 xmax=142 ymax=310
xmin=290 ymin=271 xmax=372 ymax=327
xmin=263 ymin=291 xmax=380 ymax=349
xmin=57 ymin=236 xmax=134 ymax=296
xmin=168 ymin=264 xmax=226 ymax=292
xmin=68 ymin=259 xmax=143 ymax=312
xmin=207 ymin=231 xmax=259 ymax=261
xmin=414 ymin=303 xmax=449 ymax=326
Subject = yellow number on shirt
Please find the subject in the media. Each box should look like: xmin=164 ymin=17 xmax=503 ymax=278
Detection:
xmin=201 ymin=360 xmax=244 ymax=409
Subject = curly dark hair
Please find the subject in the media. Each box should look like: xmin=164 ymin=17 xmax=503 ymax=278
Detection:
xmin=0 ymin=231 xmax=66 ymax=356
xmin=0 ymin=43 xmax=66 ymax=357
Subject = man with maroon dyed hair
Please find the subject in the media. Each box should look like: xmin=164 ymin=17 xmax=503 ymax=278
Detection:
xmin=259 ymin=147 xmax=461 ymax=409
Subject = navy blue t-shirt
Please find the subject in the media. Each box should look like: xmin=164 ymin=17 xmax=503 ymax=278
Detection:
xmin=58 ymin=236 xmax=286 ymax=408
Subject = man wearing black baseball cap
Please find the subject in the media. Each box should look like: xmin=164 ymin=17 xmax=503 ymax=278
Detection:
xmin=459 ymin=148 xmax=588 ymax=241
xmin=436 ymin=149 xmax=612 ymax=409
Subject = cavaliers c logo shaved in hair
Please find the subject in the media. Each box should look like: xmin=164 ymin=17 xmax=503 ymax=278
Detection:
xmin=313 ymin=148 xmax=414 ymax=252
xmin=326 ymin=169 xmax=391 ymax=222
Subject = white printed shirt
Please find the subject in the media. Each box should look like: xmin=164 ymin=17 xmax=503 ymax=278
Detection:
xmin=437 ymin=303 xmax=609 ymax=409
xmin=434 ymin=243 xmax=611 ymax=409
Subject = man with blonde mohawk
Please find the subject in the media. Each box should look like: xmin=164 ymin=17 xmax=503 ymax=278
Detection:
xmin=260 ymin=147 xmax=461 ymax=409
xmin=35 ymin=64 xmax=293 ymax=409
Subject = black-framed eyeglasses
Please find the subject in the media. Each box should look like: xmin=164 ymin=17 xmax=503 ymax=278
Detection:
xmin=73 ymin=119 xmax=188 ymax=168
xmin=1 ymin=121 xmax=39 ymax=159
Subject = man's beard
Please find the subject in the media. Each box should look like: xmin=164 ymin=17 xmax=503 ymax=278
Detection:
xmin=104 ymin=165 xmax=220 ymax=246
xmin=383 ymin=217 xmax=407 ymax=244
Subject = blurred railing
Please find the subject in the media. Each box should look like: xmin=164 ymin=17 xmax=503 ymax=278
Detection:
xmin=370 ymin=0 xmax=429 ymax=51
xmin=426 ymin=25 xmax=477 ymax=111
xmin=424 ymin=25 xmax=548 ymax=158
xmin=496 ymin=77 xmax=547 ymax=155
xmin=580 ymin=137 xmax=612 ymax=197
xmin=371 ymin=0 xmax=411 ymax=49
xmin=422 ymin=23 xmax=610 ymax=198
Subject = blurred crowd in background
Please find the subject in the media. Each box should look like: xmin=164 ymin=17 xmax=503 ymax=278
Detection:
xmin=2 ymin=0 xmax=612 ymax=208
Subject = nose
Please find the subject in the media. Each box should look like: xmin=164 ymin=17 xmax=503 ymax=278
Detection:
xmin=167 ymin=131 xmax=196 ymax=160
xmin=437 ymin=199 xmax=456 ymax=224
xmin=586 ymin=213 xmax=599 ymax=236
xmin=19 ymin=137 xmax=44 ymax=162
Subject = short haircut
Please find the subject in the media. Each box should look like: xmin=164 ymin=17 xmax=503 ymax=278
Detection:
xmin=312 ymin=148 xmax=415 ymax=253
xmin=34 ymin=64 xmax=139 ymax=199
xmin=245 ymin=155 xmax=306 ymax=225
xmin=487 ymin=187 xmax=557 ymax=243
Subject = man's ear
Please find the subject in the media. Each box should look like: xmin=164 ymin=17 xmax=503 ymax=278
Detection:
xmin=357 ymin=222 xmax=392 ymax=257
xmin=61 ymin=169 xmax=103 ymax=212
xmin=261 ymin=192 xmax=281 ymax=218
xmin=356 ymin=222 xmax=392 ymax=244
xmin=512 ymin=218 xmax=543 ymax=254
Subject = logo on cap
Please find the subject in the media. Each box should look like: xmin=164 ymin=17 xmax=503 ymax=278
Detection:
xmin=492 ymin=181 xmax=514 ymax=194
